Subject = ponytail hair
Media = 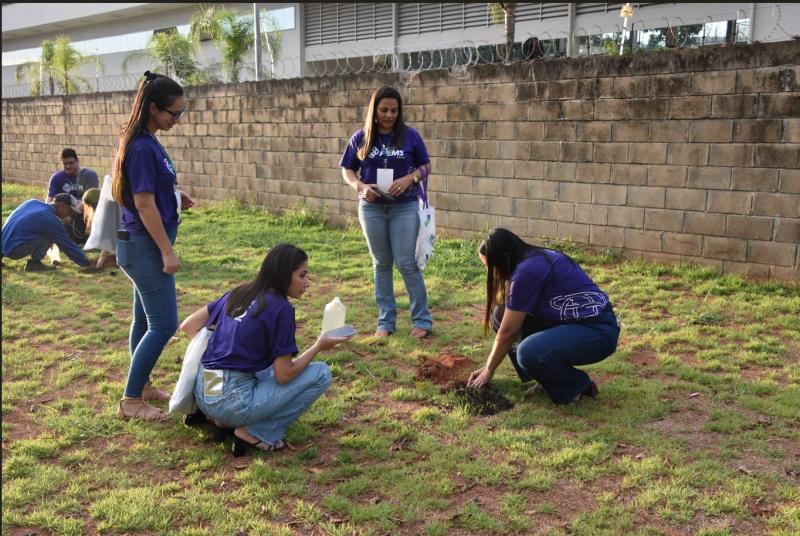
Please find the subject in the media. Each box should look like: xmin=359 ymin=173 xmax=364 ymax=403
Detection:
xmin=111 ymin=71 xmax=183 ymax=207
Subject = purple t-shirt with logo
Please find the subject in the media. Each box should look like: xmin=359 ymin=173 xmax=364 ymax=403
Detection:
xmin=47 ymin=168 xmax=99 ymax=200
xmin=507 ymin=251 xmax=610 ymax=324
xmin=201 ymin=290 xmax=299 ymax=373
xmin=121 ymin=132 xmax=179 ymax=235
xmin=339 ymin=126 xmax=430 ymax=204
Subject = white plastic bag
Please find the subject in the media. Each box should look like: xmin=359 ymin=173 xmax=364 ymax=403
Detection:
xmin=415 ymin=175 xmax=435 ymax=271
xmin=84 ymin=175 xmax=121 ymax=253
xmin=168 ymin=327 xmax=213 ymax=414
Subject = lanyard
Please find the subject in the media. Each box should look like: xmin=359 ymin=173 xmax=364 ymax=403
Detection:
xmin=379 ymin=133 xmax=393 ymax=168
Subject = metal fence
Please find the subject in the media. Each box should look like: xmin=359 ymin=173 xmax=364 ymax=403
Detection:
xmin=3 ymin=3 xmax=798 ymax=99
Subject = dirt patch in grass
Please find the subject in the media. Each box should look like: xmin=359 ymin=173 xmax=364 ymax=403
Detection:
xmin=628 ymin=350 xmax=660 ymax=369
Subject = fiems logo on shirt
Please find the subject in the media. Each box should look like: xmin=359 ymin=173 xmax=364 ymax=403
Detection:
xmin=368 ymin=146 xmax=405 ymax=160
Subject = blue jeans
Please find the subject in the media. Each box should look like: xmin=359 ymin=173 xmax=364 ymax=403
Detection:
xmin=194 ymin=362 xmax=332 ymax=445
xmin=6 ymin=238 xmax=50 ymax=261
xmin=117 ymin=227 xmax=178 ymax=398
xmin=358 ymin=200 xmax=432 ymax=333
xmin=493 ymin=305 xmax=619 ymax=404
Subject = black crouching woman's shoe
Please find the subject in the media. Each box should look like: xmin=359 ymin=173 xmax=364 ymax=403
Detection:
xmin=212 ymin=426 xmax=235 ymax=444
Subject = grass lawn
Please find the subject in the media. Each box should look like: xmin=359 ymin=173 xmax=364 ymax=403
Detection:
xmin=2 ymin=182 xmax=799 ymax=536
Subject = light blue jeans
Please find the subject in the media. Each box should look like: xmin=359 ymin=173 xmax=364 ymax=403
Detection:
xmin=117 ymin=227 xmax=178 ymax=398
xmin=358 ymin=199 xmax=432 ymax=333
xmin=194 ymin=362 xmax=332 ymax=445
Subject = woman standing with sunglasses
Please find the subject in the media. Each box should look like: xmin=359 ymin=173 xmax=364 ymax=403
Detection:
xmin=111 ymin=71 xmax=195 ymax=421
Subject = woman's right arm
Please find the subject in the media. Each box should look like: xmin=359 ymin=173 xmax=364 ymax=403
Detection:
xmin=180 ymin=305 xmax=210 ymax=338
xmin=273 ymin=332 xmax=351 ymax=385
xmin=133 ymin=191 xmax=179 ymax=274
xmin=342 ymin=168 xmax=378 ymax=202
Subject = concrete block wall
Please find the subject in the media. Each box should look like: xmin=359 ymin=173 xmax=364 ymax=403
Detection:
xmin=2 ymin=41 xmax=798 ymax=279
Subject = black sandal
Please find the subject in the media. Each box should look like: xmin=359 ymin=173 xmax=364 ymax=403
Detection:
xmin=232 ymin=435 xmax=286 ymax=457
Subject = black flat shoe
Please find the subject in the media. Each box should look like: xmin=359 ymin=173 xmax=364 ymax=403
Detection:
xmin=183 ymin=409 xmax=209 ymax=427
xmin=212 ymin=426 xmax=234 ymax=444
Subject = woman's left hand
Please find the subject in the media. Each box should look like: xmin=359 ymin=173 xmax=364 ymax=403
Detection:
xmin=179 ymin=190 xmax=195 ymax=210
xmin=467 ymin=367 xmax=494 ymax=389
xmin=387 ymin=175 xmax=414 ymax=197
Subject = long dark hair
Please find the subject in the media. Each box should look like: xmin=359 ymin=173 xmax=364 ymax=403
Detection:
xmin=226 ymin=244 xmax=308 ymax=318
xmin=479 ymin=228 xmax=555 ymax=333
xmin=357 ymin=85 xmax=406 ymax=160
xmin=111 ymin=71 xmax=183 ymax=207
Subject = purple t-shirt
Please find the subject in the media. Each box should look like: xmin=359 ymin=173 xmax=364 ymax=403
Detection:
xmin=201 ymin=290 xmax=299 ymax=373
xmin=507 ymin=251 xmax=610 ymax=324
xmin=339 ymin=126 xmax=430 ymax=204
xmin=47 ymin=168 xmax=99 ymax=200
xmin=121 ymin=132 xmax=179 ymax=235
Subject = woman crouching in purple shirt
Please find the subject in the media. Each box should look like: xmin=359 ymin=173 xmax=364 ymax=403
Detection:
xmin=467 ymin=229 xmax=620 ymax=405
xmin=180 ymin=244 xmax=352 ymax=456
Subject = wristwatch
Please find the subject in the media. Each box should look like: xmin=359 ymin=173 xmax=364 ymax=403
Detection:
xmin=411 ymin=170 xmax=420 ymax=184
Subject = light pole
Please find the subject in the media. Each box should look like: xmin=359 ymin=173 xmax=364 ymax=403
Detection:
xmin=253 ymin=3 xmax=262 ymax=81
xmin=619 ymin=3 xmax=633 ymax=55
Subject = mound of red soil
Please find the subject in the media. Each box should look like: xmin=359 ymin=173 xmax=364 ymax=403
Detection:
xmin=416 ymin=354 xmax=475 ymax=390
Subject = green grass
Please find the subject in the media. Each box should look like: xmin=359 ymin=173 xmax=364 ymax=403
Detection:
xmin=3 ymin=182 xmax=799 ymax=535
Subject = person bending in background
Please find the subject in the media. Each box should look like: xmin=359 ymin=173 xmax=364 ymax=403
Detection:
xmin=2 ymin=193 xmax=96 ymax=272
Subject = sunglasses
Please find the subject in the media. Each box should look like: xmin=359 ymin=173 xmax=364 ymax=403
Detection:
xmin=160 ymin=106 xmax=186 ymax=120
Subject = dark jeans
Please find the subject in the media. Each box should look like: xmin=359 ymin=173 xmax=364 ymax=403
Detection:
xmin=492 ymin=304 xmax=620 ymax=404
xmin=6 ymin=238 xmax=51 ymax=262
xmin=117 ymin=227 xmax=178 ymax=398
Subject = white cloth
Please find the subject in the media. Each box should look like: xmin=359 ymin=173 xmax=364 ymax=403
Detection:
xmin=169 ymin=327 xmax=213 ymax=414
xmin=84 ymin=175 xmax=121 ymax=252
xmin=415 ymin=176 xmax=435 ymax=271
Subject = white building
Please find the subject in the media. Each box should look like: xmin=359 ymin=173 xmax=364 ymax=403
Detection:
xmin=3 ymin=2 xmax=799 ymax=96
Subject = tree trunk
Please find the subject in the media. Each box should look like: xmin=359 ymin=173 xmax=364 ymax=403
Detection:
xmin=503 ymin=3 xmax=517 ymax=62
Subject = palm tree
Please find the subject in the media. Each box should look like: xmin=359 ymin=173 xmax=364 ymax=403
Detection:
xmin=123 ymin=29 xmax=198 ymax=82
xmin=260 ymin=13 xmax=283 ymax=78
xmin=50 ymin=35 xmax=92 ymax=94
xmin=189 ymin=5 xmax=254 ymax=83
xmin=490 ymin=3 xmax=518 ymax=62
xmin=15 ymin=39 xmax=56 ymax=96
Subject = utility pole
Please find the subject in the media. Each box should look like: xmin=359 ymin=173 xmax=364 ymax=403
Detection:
xmin=619 ymin=3 xmax=633 ymax=55
xmin=253 ymin=3 xmax=262 ymax=81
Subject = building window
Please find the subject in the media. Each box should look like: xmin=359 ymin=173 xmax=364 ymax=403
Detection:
xmin=261 ymin=6 xmax=295 ymax=32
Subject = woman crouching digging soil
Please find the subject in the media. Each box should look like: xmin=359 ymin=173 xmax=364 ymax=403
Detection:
xmin=467 ymin=228 xmax=620 ymax=406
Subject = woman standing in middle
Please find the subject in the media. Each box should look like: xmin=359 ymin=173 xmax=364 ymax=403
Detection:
xmin=340 ymin=86 xmax=433 ymax=339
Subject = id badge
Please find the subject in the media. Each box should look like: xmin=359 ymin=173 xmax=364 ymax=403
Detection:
xmin=376 ymin=168 xmax=393 ymax=192
xmin=203 ymin=369 xmax=224 ymax=397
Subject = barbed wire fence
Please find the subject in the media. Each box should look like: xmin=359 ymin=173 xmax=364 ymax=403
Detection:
xmin=3 ymin=4 xmax=798 ymax=99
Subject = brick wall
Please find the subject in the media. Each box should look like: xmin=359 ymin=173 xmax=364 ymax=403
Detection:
xmin=2 ymin=41 xmax=798 ymax=279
